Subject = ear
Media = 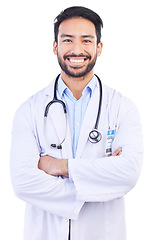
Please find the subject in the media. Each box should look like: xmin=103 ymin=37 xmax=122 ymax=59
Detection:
xmin=53 ymin=41 xmax=58 ymax=55
xmin=97 ymin=42 xmax=103 ymax=56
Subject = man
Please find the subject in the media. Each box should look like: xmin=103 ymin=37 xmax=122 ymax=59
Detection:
xmin=10 ymin=6 xmax=143 ymax=240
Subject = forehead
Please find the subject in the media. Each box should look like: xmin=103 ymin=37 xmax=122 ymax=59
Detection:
xmin=58 ymin=17 xmax=96 ymax=37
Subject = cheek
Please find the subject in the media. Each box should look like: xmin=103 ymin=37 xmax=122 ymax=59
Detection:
xmin=57 ymin=45 xmax=71 ymax=58
xmin=85 ymin=45 xmax=97 ymax=57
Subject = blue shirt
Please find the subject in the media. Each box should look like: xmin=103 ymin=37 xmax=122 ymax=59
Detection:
xmin=57 ymin=75 xmax=97 ymax=158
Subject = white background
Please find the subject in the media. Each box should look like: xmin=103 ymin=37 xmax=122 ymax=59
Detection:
xmin=0 ymin=0 xmax=152 ymax=239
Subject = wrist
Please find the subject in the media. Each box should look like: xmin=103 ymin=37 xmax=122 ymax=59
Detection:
xmin=60 ymin=158 xmax=69 ymax=177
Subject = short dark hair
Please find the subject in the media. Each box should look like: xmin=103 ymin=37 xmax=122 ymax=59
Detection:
xmin=54 ymin=6 xmax=103 ymax=44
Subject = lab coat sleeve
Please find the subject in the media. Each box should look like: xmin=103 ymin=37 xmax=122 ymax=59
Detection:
xmin=68 ymin=97 xmax=143 ymax=202
xmin=10 ymin=101 xmax=84 ymax=219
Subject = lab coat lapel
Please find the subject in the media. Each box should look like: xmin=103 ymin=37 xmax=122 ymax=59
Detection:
xmin=75 ymin=86 xmax=100 ymax=158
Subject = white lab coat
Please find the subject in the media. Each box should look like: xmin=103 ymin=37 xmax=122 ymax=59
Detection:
xmin=10 ymin=76 xmax=143 ymax=240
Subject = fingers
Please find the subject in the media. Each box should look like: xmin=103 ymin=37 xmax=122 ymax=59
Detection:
xmin=112 ymin=147 xmax=122 ymax=156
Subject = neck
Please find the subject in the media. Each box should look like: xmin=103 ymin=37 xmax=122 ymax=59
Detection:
xmin=61 ymin=70 xmax=94 ymax=100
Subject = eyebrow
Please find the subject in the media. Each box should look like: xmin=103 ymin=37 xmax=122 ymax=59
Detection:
xmin=81 ymin=35 xmax=95 ymax=38
xmin=60 ymin=34 xmax=74 ymax=38
xmin=60 ymin=34 xmax=95 ymax=38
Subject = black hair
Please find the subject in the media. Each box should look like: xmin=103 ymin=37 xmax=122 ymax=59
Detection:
xmin=54 ymin=6 xmax=103 ymax=44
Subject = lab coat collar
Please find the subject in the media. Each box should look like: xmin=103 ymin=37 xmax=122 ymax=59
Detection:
xmin=44 ymin=77 xmax=56 ymax=97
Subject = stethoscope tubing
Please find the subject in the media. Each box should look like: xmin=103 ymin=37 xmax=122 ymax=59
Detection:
xmin=44 ymin=74 xmax=103 ymax=148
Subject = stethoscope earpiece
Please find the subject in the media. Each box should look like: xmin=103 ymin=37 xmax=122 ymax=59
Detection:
xmin=51 ymin=143 xmax=62 ymax=149
xmin=51 ymin=144 xmax=57 ymax=148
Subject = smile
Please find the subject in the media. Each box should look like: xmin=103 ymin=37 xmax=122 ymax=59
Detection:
xmin=69 ymin=58 xmax=85 ymax=63
xmin=64 ymin=54 xmax=91 ymax=66
xmin=65 ymin=56 xmax=91 ymax=67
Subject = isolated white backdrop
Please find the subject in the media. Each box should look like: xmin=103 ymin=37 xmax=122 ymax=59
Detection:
xmin=0 ymin=0 xmax=152 ymax=239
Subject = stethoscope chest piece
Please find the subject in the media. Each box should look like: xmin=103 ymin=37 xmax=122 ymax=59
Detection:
xmin=89 ymin=129 xmax=102 ymax=143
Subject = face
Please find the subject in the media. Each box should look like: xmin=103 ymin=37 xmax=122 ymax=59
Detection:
xmin=53 ymin=17 xmax=103 ymax=79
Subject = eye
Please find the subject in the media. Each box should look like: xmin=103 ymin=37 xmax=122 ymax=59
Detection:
xmin=63 ymin=39 xmax=72 ymax=43
xmin=83 ymin=39 xmax=92 ymax=44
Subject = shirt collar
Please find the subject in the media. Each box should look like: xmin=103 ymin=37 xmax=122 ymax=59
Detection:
xmin=57 ymin=75 xmax=97 ymax=99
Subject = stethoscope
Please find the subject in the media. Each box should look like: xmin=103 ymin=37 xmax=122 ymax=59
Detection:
xmin=44 ymin=74 xmax=102 ymax=149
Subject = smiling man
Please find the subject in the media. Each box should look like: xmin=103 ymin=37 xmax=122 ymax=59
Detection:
xmin=53 ymin=16 xmax=103 ymax=99
xmin=10 ymin=6 xmax=143 ymax=240
xmin=54 ymin=18 xmax=102 ymax=78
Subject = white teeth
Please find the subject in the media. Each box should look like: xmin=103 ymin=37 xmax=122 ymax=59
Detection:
xmin=69 ymin=59 xmax=84 ymax=63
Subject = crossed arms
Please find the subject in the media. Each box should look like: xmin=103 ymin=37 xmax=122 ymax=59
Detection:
xmin=38 ymin=148 xmax=122 ymax=177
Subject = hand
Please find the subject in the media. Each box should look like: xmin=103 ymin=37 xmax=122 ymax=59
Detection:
xmin=112 ymin=147 xmax=122 ymax=156
xmin=38 ymin=156 xmax=69 ymax=177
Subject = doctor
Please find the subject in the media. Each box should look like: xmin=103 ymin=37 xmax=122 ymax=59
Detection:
xmin=10 ymin=6 xmax=143 ymax=240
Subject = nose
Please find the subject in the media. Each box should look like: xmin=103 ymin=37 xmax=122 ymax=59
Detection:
xmin=71 ymin=40 xmax=84 ymax=55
